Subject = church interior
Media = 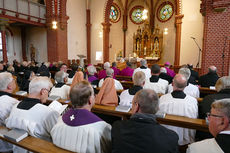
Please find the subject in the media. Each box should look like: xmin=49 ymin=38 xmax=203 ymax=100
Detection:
xmin=0 ymin=0 xmax=230 ymax=153
xmin=0 ymin=0 xmax=229 ymax=75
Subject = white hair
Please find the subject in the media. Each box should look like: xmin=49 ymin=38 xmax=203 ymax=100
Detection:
xmin=160 ymin=67 xmax=167 ymax=73
xmin=44 ymin=62 xmax=50 ymax=67
xmin=178 ymin=67 xmax=191 ymax=80
xmin=55 ymin=71 xmax=68 ymax=83
xmin=104 ymin=62 xmax=110 ymax=69
xmin=140 ymin=59 xmax=147 ymax=66
xmin=29 ymin=76 xmax=53 ymax=94
xmin=106 ymin=68 xmax=114 ymax=77
xmin=87 ymin=65 xmax=97 ymax=75
xmin=0 ymin=72 xmax=13 ymax=90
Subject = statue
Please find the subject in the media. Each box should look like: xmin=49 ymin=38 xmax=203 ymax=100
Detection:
xmin=30 ymin=44 xmax=36 ymax=62
xmin=153 ymin=37 xmax=160 ymax=57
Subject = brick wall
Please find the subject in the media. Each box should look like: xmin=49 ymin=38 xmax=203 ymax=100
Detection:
xmin=201 ymin=0 xmax=230 ymax=76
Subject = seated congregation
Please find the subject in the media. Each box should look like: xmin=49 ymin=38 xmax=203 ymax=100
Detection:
xmin=0 ymin=59 xmax=229 ymax=153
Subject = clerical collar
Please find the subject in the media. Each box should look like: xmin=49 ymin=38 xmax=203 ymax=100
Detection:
xmin=150 ymin=75 xmax=159 ymax=83
xmin=62 ymin=108 xmax=102 ymax=126
xmin=17 ymin=97 xmax=41 ymax=110
xmin=0 ymin=91 xmax=12 ymax=97
xmin=55 ymin=83 xmax=65 ymax=88
xmin=140 ymin=66 xmax=147 ymax=69
xmin=171 ymin=90 xmax=186 ymax=99
xmin=128 ymin=85 xmax=143 ymax=95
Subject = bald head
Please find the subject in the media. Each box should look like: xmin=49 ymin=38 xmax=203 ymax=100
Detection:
xmin=208 ymin=66 xmax=217 ymax=73
xmin=172 ymin=74 xmax=187 ymax=91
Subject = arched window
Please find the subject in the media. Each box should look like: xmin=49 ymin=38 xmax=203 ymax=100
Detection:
xmin=157 ymin=2 xmax=174 ymax=22
xmin=129 ymin=6 xmax=144 ymax=24
xmin=109 ymin=3 xmax=121 ymax=23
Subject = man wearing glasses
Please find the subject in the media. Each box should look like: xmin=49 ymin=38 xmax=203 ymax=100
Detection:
xmin=6 ymin=77 xmax=59 ymax=153
xmin=187 ymin=99 xmax=230 ymax=153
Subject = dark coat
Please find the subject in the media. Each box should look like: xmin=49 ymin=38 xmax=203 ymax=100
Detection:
xmin=198 ymin=72 xmax=219 ymax=87
xmin=112 ymin=114 xmax=179 ymax=153
xmin=199 ymin=89 xmax=230 ymax=119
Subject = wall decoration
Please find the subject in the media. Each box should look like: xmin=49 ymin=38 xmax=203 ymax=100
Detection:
xmin=157 ymin=2 xmax=174 ymax=22
xmin=109 ymin=3 xmax=121 ymax=23
xmin=129 ymin=6 xmax=144 ymax=24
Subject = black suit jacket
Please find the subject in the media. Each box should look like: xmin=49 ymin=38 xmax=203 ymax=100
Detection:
xmin=199 ymin=89 xmax=230 ymax=119
xmin=198 ymin=72 xmax=219 ymax=87
xmin=112 ymin=114 xmax=179 ymax=153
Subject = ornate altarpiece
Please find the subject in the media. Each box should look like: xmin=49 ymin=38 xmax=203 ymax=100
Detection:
xmin=133 ymin=22 xmax=163 ymax=60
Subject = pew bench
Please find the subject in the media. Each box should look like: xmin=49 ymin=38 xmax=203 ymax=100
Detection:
xmin=92 ymin=104 xmax=209 ymax=132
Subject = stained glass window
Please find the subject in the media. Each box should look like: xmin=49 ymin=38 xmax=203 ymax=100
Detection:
xmin=109 ymin=4 xmax=120 ymax=23
xmin=157 ymin=2 xmax=174 ymax=22
xmin=130 ymin=6 xmax=144 ymax=24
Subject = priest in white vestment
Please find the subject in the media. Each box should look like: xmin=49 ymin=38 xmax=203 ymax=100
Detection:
xmin=5 ymin=77 xmax=59 ymax=153
xmin=159 ymin=74 xmax=198 ymax=145
xmin=167 ymin=67 xmax=199 ymax=98
xmin=0 ymin=72 xmax=19 ymax=152
xmin=133 ymin=59 xmax=151 ymax=79
xmin=49 ymin=71 xmax=70 ymax=99
xmin=99 ymin=68 xmax=123 ymax=90
xmin=187 ymin=99 xmax=230 ymax=153
xmin=51 ymin=81 xmax=111 ymax=153
xmin=120 ymin=71 xmax=145 ymax=107
xmin=144 ymin=64 xmax=168 ymax=94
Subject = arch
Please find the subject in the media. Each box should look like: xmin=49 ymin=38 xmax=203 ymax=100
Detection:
xmin=103 ymin=0 xmax=182 ymax=62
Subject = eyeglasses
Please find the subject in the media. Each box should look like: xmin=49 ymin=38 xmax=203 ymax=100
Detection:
xmin=42 ymin=88 xmax=50 ymax=94
xmin=206 ymin=112 xmax=224 ymax=118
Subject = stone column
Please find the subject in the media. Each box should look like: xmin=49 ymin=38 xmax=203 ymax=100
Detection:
xmin=86 ymin=9 xmax=91 ymax=63
xmin=46 ymin=0 xmax=69 ymax=63
xmin=102 ymin=22 xmax=111 ymax=62
xmin=1 ymin=27 xmax=7 ymax=62
xmin=174 ymin=14 xmax=184 ymax=66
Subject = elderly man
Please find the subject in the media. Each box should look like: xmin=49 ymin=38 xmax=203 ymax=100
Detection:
xmin=187 ymin=99 xmax=230 ymax=153
xmin=112 ymin=89 xmax=179 ymax=153
xmin=199 ymin=76 xmax=230 ymax=119
xmin=159 ymin=74 xmax=198 ymax=145
xmin=119 ymin=71 xmax=145 ymax=107
xmin=133 ymin=59 xmax=151 ymax=79
xmin=199 ymin=65 xmax=219 ymax=87
xmin=51 ymin=81 xmax=111 ymax=153
xmin=168 ymin=67 xmax=200 ymax=98
xmin=98 ymin=68 xmax=123 ymax=90
xmin=49 ymin=71 xmax=70 ymax=99
xmin=0 ymin=72 xmax=19 ymax=152
xmin=6 ymin=77 xmax=59 ymax=153
xmin=112 ymin=62 xmax=120 ymax=76
xmin=159 ymin=67 xmax=173 ymax=84
xmin=120 ymin=61 xmax=134 ymax=77
xmin=144 ymin=64 xmax=168 ymax=94
xmin=98 ymin=62 xmax=110 ymax=79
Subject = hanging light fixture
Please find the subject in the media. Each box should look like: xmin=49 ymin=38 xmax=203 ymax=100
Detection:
xmin=52 ymin=21 xmax=57 ymax=29
xmin=142 ymin=0 xmax=148 ymax=20
xmin=52 ymin=0 xmax=58 ymax=29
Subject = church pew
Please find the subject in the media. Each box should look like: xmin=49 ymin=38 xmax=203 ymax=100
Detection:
xmin=115 ymin=75 xmax=132 ymax=81
xmin=92 ymin=104 xmax=209 ymax=132
xmin=0 ymin=126 xmax=73 ymax=153
xmin=10 ymin=94 xmax=208 ymax=132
